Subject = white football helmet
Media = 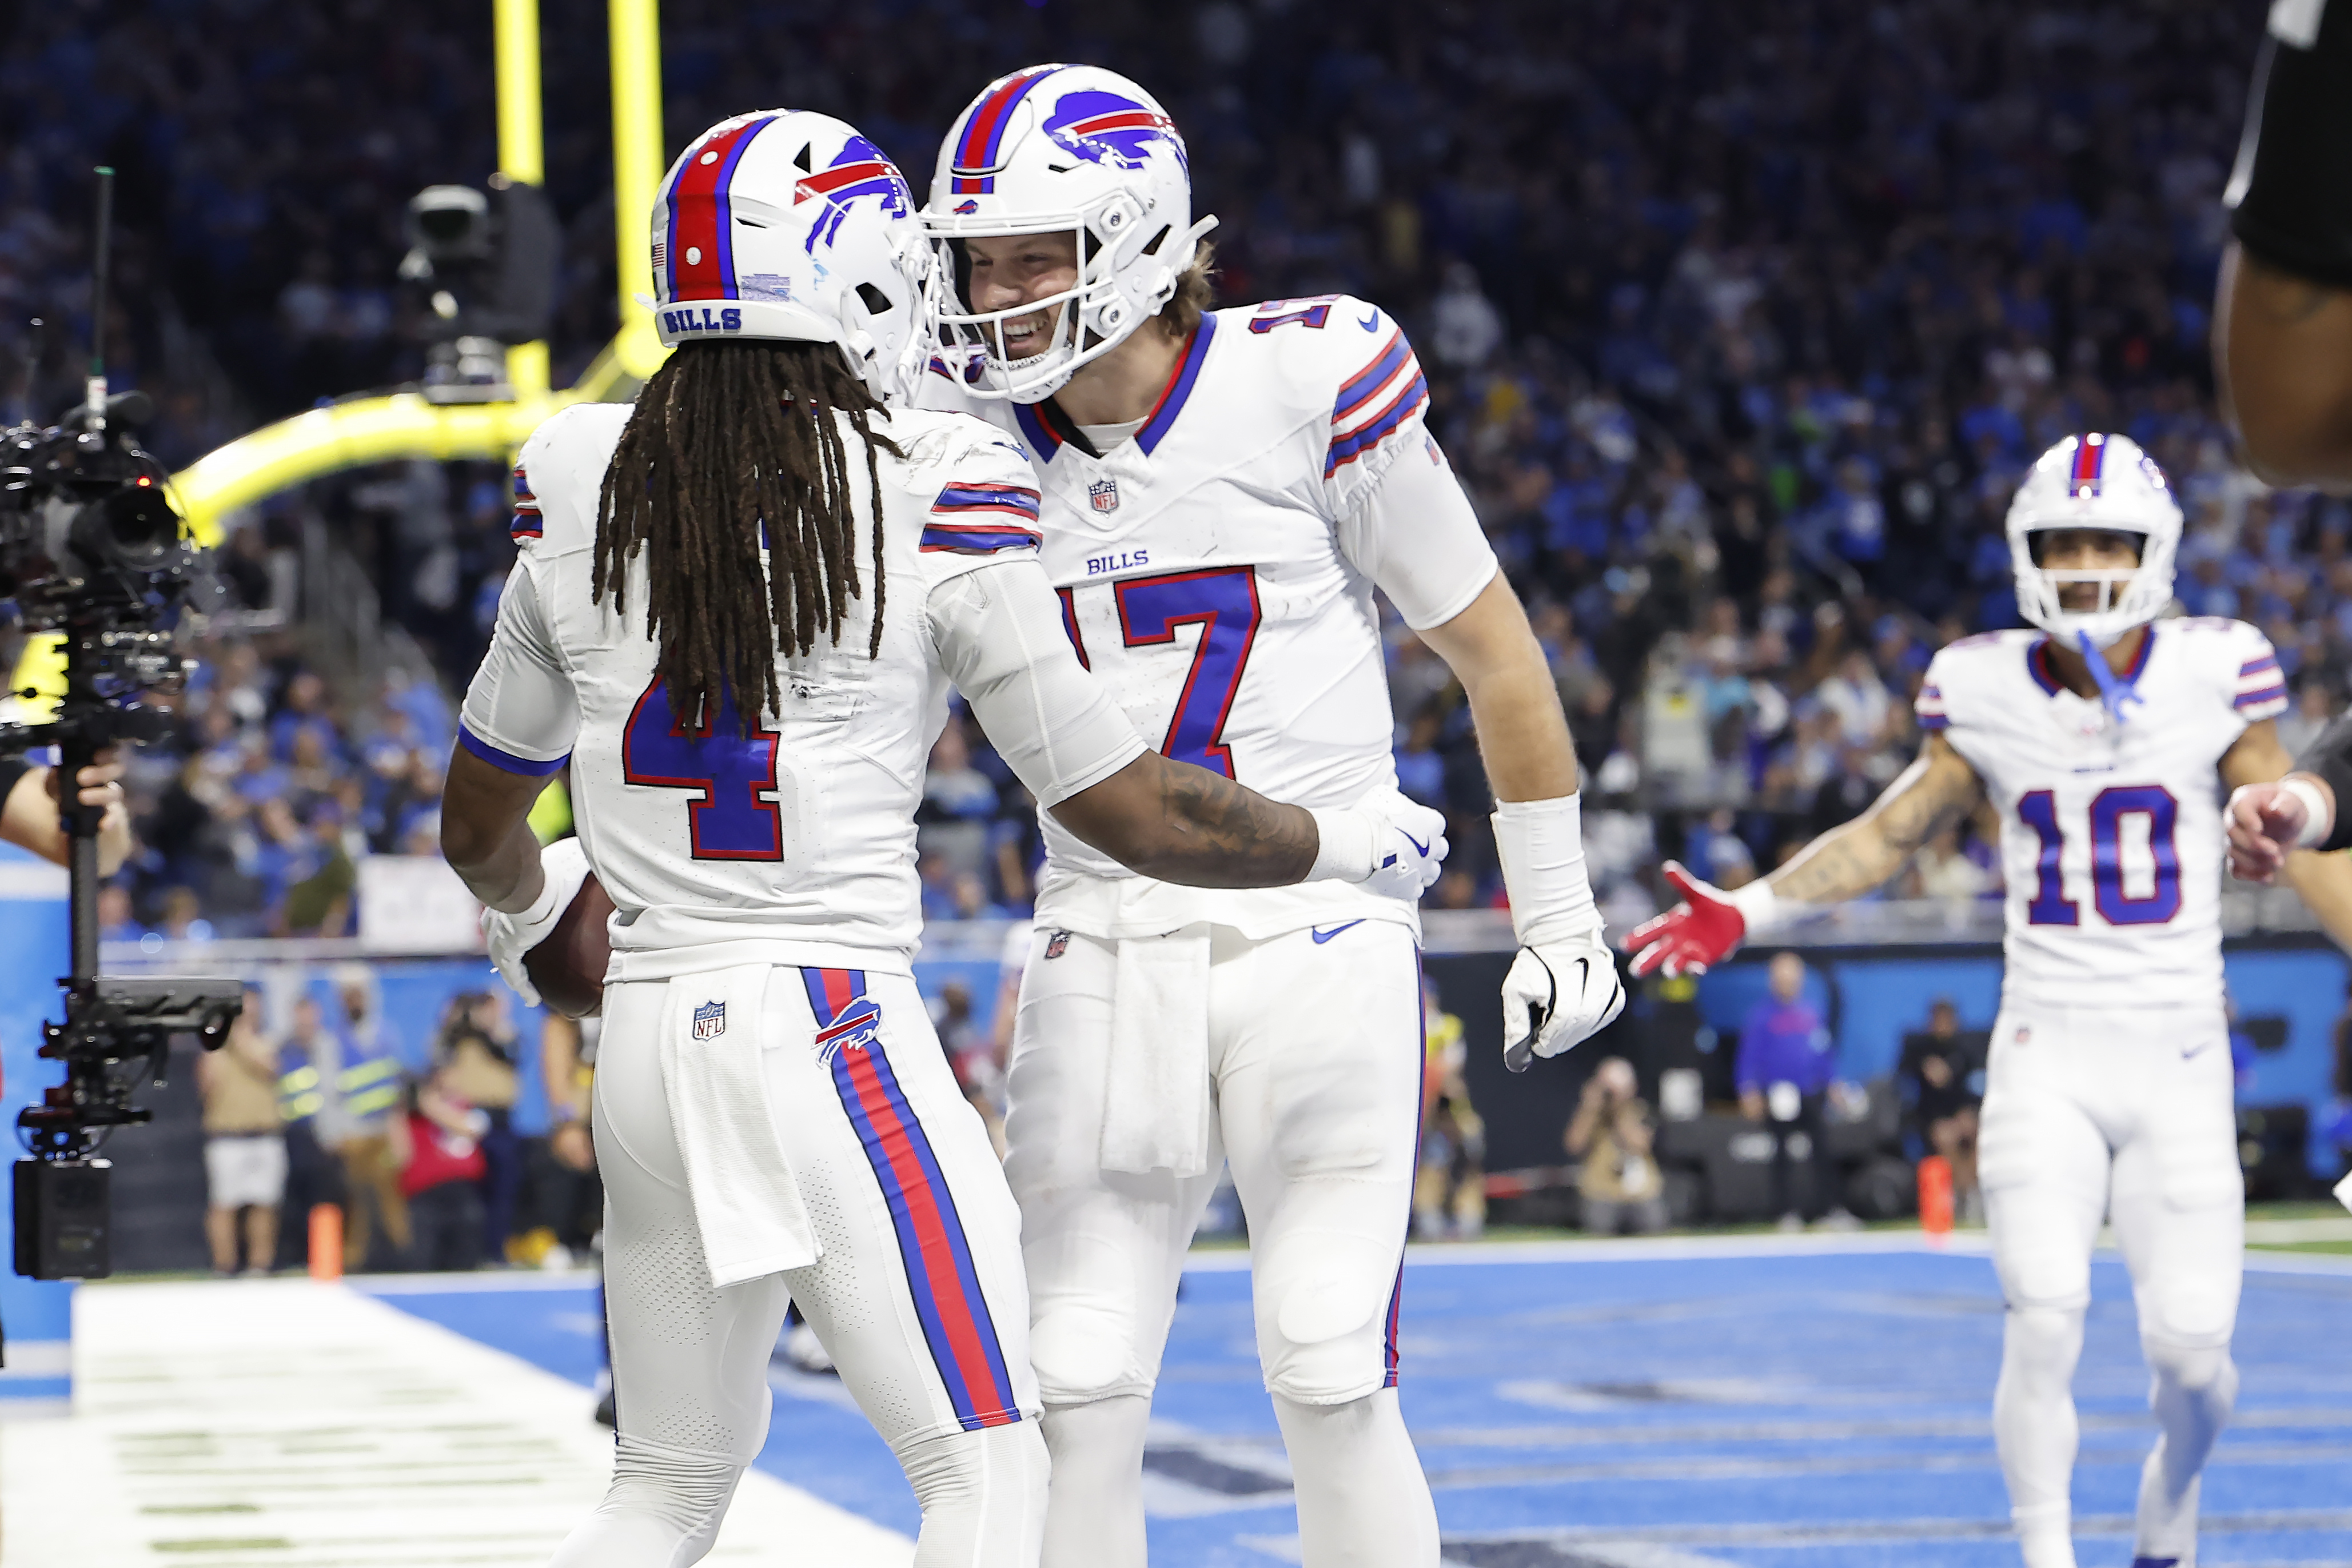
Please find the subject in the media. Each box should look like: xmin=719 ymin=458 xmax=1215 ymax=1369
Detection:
xmin=921 ymin=65 xmax=1217 ymax=402
xmin=2006 ymin=432 xmax=2183 ymax=650
xmin=650 ymin=110 xmax=935 ymax=402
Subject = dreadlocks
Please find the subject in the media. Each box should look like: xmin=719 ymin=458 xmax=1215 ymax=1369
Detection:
xmin=593 ymin=339 xmax=899 ymax=732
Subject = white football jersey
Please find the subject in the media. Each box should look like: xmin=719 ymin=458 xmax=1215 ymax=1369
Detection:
xmin=922 ymin=295 xmax=1498 ymax=939
xmin=1917 ymin=618 xmax=2287 ymax=1010
xmin=459 ymin=399 xmax=1143 ymax=980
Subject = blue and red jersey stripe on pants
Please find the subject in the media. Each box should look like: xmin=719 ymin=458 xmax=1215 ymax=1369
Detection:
xmin=803 ymin=967 xmax=1022 ymax=1430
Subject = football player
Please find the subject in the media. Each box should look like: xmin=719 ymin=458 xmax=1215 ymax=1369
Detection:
xmin=917 ymin=66 xmax=1623 ymax=1568
xmin=1627 ymin=433 xmax=2352 ymax=1568
xmin=438 ymin=110 xmax=1444 ymax=1568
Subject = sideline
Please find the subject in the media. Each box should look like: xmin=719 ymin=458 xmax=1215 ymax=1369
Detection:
xmin=1 ymin=1277 xmax=912 ymax=1568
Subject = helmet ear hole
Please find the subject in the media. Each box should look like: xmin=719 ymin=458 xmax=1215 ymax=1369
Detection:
xmin=856 ymin=282 xmax=893 ymax=314
xmin=793 ymin=143 xmax=813 ymax=172
xmin=1139 ymin=225 xmax=1170 ymax=256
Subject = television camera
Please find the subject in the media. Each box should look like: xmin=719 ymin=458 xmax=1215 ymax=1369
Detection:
xmin=2 ymin=169 xmax=242 ymax=1280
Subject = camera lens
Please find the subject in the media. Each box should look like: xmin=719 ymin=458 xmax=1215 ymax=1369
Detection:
xmin=69 ymin=478 xmax=181 ymax=573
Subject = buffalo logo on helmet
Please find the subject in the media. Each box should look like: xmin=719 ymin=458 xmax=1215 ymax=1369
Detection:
xmin=1089 ymin=478 xmax=1121 ymax=514
xmin=814 ymin=996 xmax=884 ymax=1064
xmin=1041 ymin=89 xmax=1187 ymax=175
xmin=693 ymin=1000 xmax=727 ymax=1041
xmin=794 ymin=134 xmax=912 ymax=253
xmin=954 ymin=198 xmax=980 ymax=215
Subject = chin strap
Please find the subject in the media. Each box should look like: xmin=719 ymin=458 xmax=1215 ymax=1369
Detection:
xmin=2076 ymin=629 xmax=2147 ymax=726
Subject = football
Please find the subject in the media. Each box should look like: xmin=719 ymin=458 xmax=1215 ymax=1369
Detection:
xmin=523 ymin=871 xmax=614 ymax=1019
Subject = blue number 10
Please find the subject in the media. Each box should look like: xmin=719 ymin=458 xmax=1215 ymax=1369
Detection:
xmin=2014 ymin=785 xmax=2180 ymax=927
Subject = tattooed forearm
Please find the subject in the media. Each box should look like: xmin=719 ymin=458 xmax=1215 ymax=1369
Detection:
xmin=1141 ymin=759 xmax=1319 ymax=886
xmin=1049 ymin=751 xmax=1323 ymax=887
xmin=1765 ymin=739 xmax=1982 ymax=907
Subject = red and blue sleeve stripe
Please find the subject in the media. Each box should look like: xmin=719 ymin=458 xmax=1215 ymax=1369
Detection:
xmin=1326 ymin=328 xmax=1430 ymax=476
xmin=511 ymin=467 xmax=542 ymax=540
xmin=1328 ymin=388 xmax=1430 ymax=478
xmin=933 ymin=482 xmax=1041 ymax=520
xmin=920 ymin=523 xmax=1042 ymax=554
xmin=804 ymin=968 xmax=1022 ymax=1431
xmin=2235 ymin=652 xmax=2286 ymax=711
xmin=923 ymin=483 xmax=1042 ymax=553
xmin=1336 ymin=331 xmax=1413 ymax=425
xmin=457 ymin=721 xmax=568 ymax=777
xmin=1915 ymin=683 xmax=1950 ymax=732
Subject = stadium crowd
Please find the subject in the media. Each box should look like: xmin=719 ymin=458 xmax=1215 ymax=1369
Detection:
xmin=1 ymin=0 xmax=2334 ymax=937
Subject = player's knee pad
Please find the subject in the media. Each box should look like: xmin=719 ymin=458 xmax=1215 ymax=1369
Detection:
xmin=1028 ymin=1295 xmax=1142 ymax=1403
xmin=1257 ymin=1225 xmax=1401 ymax=1405
xmin=2136 ymin=1278 xmax=2238 ymax=1350
xmin=896 ymin=1420 xmax=1049 ymax=1567
xmin=593 ymin=1436 xmax=743 ymax=1549
xmin=2143 ymin=1336 xmax=2238 ymax=1405
xmin=2002 ymin=1303 xmax=2085 ymax=1390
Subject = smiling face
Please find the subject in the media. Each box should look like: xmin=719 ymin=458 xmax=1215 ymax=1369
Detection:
xmin=960 ymin=231 xmax=1079 ymax=360
xmin=2034 ymin=527 xmax=2142 ymax=612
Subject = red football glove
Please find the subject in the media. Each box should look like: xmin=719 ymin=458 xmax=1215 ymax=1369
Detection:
xmin=1624 ymin=861 xmax=1748 ymax=979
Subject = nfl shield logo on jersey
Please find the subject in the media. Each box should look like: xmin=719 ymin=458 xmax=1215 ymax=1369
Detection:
xmin=1045 ymin=929 xmax=1071 ymax=960
xmin=1089 ymin=478 xmax=1120 ymax=514
xmin=693 ymin=1000 xmax=727 ymax=1040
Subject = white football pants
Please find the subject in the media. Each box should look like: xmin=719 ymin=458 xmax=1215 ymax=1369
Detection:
xmin=1979 ymin=1002 xmax=2242 ymax=1568
xmin=553 ymin=966 xmax=1046 ymax=1568
xmin=1003 ymin=920 xmax=1437 ymax=1568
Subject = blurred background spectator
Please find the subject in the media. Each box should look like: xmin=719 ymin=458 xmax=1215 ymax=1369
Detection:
xmin=392 ymin=1063 xmax=491 ymax=1274
xmin=1738 ymin=953 xmax=1853 ymax=1232
xmin=1897 ymin=998 xmax=1987 ymax=1223
xmin=196 ymin=986 xmax=284 ymax=1275
xmin=433 ymin=991 xmax=524 ymax=1266
xmin=1566 ymin=1056 xmax=1666 ymax=1236
xmin=1416 ymin=978 xmax=1486 ymax=1240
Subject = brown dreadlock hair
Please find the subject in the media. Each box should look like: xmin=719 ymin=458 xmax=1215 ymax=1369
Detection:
xmin=593 ymin=340 xmax=900 ymax=733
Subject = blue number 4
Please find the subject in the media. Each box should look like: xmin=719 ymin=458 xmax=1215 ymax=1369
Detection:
xmin=2015 ymin=786 xmax=2180 ymax=927
xmin=1111 ymin=568 xmax=1263 ymax=779
xmin=621 ymin=677 xmax=784 ymax=860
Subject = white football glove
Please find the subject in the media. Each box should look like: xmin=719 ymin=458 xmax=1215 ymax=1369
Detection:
xmin=1306 ymin=792 xmax=1449 ymax=900
xmin=482 ymin=837 xmax=592 ymax=1008
xmin=1502 ymin=929 xmax=1627 ymax=1072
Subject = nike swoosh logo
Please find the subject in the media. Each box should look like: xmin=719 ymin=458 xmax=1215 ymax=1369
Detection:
xmin=1403 ymin=832 xmax=1431 ymax=856
xmin=1359 ymin=310 xmax=1381 ymax=331
xmin=1311 ymin=921 xmax=1366 ymax=944
xmin=2181 ymin=1042 xmax=2216 ymax=1060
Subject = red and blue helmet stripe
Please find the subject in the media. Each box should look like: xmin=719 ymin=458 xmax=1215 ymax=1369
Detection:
xmin=663 ymin=114 xmax=779 ymax=304
xmin=803 ymin=968 xmax=1022 ymax=1431
xmin=2068 ymin=433 xmax=2109 ymax=498
xmin=950 ymin=66 xmax=1062 ymax=194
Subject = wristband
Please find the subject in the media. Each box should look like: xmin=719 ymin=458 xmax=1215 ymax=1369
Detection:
xmin=1729 ymin=878 xmax=1787 ymax=940
xmin=2281 ymin=775 xmax=2336 ymax=849
xmin=504 ymin=864 xmax=568 ymax=945
xmin=2302 ymin=715 xmax=2352 ymax=852
xmin=1305 ymin=806 xmax=1374 ymax=883
xmin=1492 ymin=795 xmax=1600 ymax=944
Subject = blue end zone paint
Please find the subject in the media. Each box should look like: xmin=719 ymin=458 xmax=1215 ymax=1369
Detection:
xmin=373 ymin=1247 xmax=2352 ymax=1565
